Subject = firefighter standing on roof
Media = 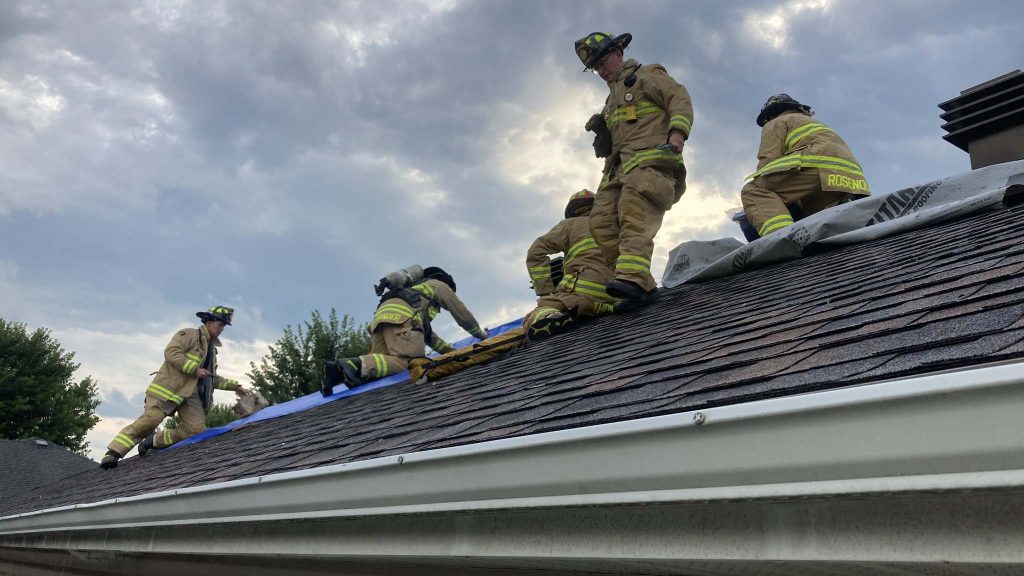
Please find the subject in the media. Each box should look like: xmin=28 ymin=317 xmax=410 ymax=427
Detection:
xmin=575 ymin=31 xmax=693 ymax=310
xmin=323 ymin=266 xmax=487 ymax=394
xmin=524 ymin=190 xmax=619 ymax=340
xmin=741 ymin=94 xmax=870 ymax=238
xmin=100 ymin=306 xmax=246 ymax=469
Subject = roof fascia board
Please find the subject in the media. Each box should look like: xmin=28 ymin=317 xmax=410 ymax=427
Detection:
xmin=3 ymin=362 xmax=1024 ymax=535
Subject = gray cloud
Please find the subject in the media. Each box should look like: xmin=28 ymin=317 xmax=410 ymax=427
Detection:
xmin=2 ymin=0 xmax=1023 ymax=343
xmin=97 ymin=387 xmax=146 ymax=420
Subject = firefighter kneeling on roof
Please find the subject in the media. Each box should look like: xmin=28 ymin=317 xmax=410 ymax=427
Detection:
xmin=524 ymin=190 xmax=619 ymax=340
xmin=100 ymin=306 xmax=246 ymax=469
xmin=322 ymin=266 xmax=487 ymax=395
xmin=740 ymin=94 xmax=870 ymax=239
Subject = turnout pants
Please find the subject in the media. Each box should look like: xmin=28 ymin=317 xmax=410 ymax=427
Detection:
xmin=106 ymin=392 xmax=206 ymax=456
xmin=741 ymin=168 xmax=859 ymax=237
xmin=591 ymin=164 xmax=685 ymax=292
xmin=359 ymin=320 xmax=425 ymax=381
xmin=523 ymin=288 xmax=616 ymax=331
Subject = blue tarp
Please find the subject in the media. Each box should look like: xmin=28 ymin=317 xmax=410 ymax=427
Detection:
xmin=174 ymin=316 xmax=524 ymax=448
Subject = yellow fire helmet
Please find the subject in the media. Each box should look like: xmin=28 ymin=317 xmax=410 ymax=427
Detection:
xmin=574 ymin=32 xmax=631 ymax=69
xmin=197 ymin=305 xmax=234 ymax=325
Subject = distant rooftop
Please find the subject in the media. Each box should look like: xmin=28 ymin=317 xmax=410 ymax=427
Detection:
xmin=0 ymin=439 xmax=94 ymax=502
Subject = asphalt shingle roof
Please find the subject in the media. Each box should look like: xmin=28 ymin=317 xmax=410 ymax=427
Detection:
xmin=0 ymin=439 xmax=95 ymax=501
xmin=4 ymin=201 xmax=1024 ymax=516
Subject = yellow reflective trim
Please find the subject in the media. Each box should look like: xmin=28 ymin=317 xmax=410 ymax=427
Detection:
xmin=163 ymin=429 xmax=173 ymax=446
xmin=374 ymin=354 xmax=386 ymax=378
xmin=758 ymin=214 xmax=795 ymax=236
xmin=411 ymin=283 xmax=436 ymax=300
xmin=746 ymin=154 xmax=863 ymax=180
xmin=530 ymin=306 xmax=563 ymax=322
xmin=147 ymin=383 xmax=184 ymax=404
xmin=746 ymin=156 xmax=802 ymax=179
xmin=607 ymin=101 xmax=663 ymax=126
xmin=615 ymin=255 xmax=652 ymax=273
xmin=785 ymin=122 xmax=832 ymax=151
xmin=113 ymin=434 xmax=135 ymax=449
xmin=374 ymin=308 xmax=414 ymax=319
xmin=374 ymin=303 xmax=415 ymax=323
xmin=182 ymin=359 xmax=198 ymax=374
xmin=529 ymin=265 xmax=552 ymax=279
xmin=376 ymin=303 xmax=415 ymax=314
xmin=565 ymin=237 xmax=598 ymax=264
xmin=669 ymin=114 xmax=692 ymax=134
xmin=616 ymin=254 xmax=651 ymax=266
xmin=559 ymin=272 xmax=619 ymax=301
xmin=621 ymin=148 xmax=684 ymax=174
xmin=799 ymin=154 xmax=861 ymax=171
xmin=571 ymin=283 xmax=620 ymax=303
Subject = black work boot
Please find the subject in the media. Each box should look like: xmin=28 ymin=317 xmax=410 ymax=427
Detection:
xmin=99 ymin=450 xmax=121 ymax=469
xmin=322 ymin=361 xmax=344 ymax=397
xmin=340 ymin=357 xmax=365 ymax=387
xmin=528 ymin=312 xmax=576 ymax=341
xmin=605 ymin=279 xmax=646 ymax=300
xmin=137 ymin=434 xmax=155 ymax=457
xmin=611 ymin=282 xmax=658 ymax=313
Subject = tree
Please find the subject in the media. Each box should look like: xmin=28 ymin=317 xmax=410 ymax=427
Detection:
xmin=248 ymin=309 xmax=370 ymax=404
xmin=0 ymin=318 xmax=100 ymax=455
xmin=164 ymin=403 xmax=237 ymax=430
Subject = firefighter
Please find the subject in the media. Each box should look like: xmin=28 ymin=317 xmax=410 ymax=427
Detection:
xmin=100 ymin=306 xmax=246 ymax=469
xmin=322 ymin=267 xmax=487 ymax=394
xmin=741 ymin=94 xmax=870 ymax=238
xmin=575 ymin=31 xmax=693 ymax=310
xmin=524 ymin=190 xmax=618 ymax=340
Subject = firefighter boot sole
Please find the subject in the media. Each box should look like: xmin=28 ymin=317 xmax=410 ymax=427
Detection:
xmin=528 ymin=312 xmax=575 ymax=341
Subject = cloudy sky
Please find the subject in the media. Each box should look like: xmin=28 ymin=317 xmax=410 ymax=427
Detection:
xmin=1 ymin=0 xmax=1021 ymax=460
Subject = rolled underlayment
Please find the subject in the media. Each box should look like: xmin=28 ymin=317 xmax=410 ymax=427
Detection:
xmin=663 ymin=159 xmax=1024 ymax=287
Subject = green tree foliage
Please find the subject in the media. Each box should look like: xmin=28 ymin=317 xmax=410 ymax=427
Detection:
xmin=163 ymin=402 xmax=237 ymax=430
xmin=248 ymin=309 xmax=370 ymax=403
xmin=0 ymin=318 xmax=100 ymax=455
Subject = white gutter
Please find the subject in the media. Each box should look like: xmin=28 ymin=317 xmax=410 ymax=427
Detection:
xmin=2 ymin=361 xmax=1024 ymax=533
xmin=3 ymin=362 xmax=1024 ymax=573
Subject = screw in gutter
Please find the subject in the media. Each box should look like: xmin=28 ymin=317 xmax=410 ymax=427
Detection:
xmin=692 ymin=412 xmax=706 ymax=425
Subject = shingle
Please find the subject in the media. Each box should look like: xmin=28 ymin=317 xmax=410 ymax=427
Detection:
xmin=7 ymin=203 xmax=1024 ymax=517
xmin=0 ymin=439 xmax=95 ymax=501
